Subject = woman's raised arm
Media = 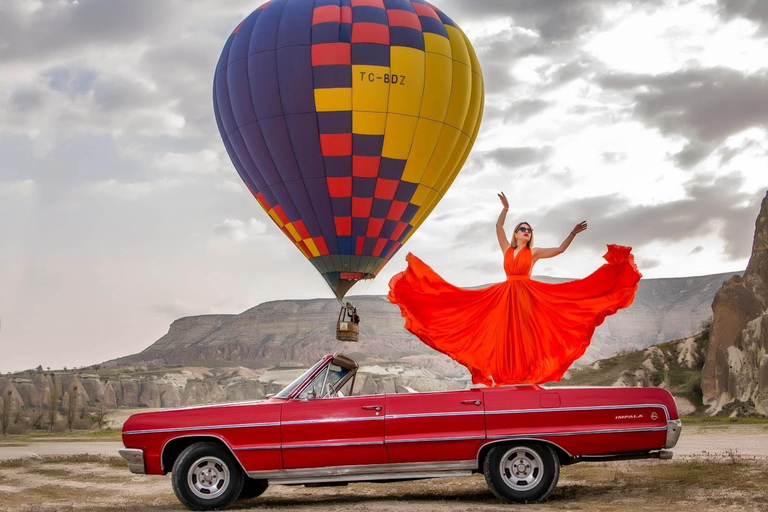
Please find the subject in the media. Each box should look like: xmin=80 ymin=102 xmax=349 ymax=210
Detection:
xmin=533 ymin=221 xmax=587 ymax=260
xmin=496 ymin=192 xmax=511 ymax=253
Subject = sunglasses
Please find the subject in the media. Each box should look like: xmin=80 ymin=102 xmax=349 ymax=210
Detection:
xmin=517 ymin=227 xmax=533 ymax=234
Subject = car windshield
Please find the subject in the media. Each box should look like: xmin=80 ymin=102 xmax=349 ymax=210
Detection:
xmin=297 ymin=362 xmax=351 ymax=400
xmin=274 ymin=359 xmax=326 ymax=399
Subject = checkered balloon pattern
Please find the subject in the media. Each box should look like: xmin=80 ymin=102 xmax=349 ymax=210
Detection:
xmin=214 ymin=0 xmax=484 ymax=299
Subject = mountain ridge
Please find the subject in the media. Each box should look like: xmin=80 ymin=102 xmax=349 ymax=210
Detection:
xmin=108 ymin=271 xmax=740 ymax=378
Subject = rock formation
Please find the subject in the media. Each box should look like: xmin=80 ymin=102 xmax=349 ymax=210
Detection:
xmin=0 ymin=362 xmax=462 ymax=413
xmin=108 ymin=271 xmax=737 ymax=375
xmin=702 ymin=191 xmax=768 ymax=415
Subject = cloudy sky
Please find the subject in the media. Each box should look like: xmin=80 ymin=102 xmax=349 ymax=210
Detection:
xmin=1 ymin=0 xmax=767 ymax=373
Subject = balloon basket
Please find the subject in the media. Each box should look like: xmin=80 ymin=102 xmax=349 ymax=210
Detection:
xmin=336 ymin=321 xmax=359 ymax=343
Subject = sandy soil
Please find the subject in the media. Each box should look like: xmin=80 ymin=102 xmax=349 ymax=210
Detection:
xmin=0 ymin=424 xmax=766 ymax=511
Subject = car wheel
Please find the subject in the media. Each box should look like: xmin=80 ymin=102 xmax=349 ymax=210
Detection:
xmin=483 ymin=442 xmax=560 ymax=503
xmin=171 ymin=442 xmax=244 ymax=511
xmin=238 ymin=478 xmax=268 ymax=500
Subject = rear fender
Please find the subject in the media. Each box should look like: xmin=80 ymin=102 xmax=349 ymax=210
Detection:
xmin=476 ymin=438 xmax=574 ymax=468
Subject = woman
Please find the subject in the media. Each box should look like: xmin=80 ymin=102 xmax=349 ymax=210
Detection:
xmin=388 ymin=192 xmax=641 ymax=386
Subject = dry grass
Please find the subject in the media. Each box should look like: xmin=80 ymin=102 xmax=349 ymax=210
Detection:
xmin=1 ymin=453 xmax=766 ymax=512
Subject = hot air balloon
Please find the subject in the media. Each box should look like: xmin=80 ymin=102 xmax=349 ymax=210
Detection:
xmin=214 ymin=0 xmax=484 ymax=300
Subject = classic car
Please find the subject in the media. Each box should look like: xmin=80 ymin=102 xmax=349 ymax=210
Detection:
xmin=120 ymin=353 xmax=682 ymax=510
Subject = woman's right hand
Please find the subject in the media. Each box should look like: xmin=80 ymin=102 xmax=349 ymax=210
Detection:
xmin=498 ymin=192 xmax=509 ymax=211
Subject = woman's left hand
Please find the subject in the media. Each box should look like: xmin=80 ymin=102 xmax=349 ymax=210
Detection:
xmin=572 ymin=221 xmax=587 ymax=235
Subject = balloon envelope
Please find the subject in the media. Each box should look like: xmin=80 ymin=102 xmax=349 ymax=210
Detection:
xmin=214 ymin=0 xmax=484 ymax=299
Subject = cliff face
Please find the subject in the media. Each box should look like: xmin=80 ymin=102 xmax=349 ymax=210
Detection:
xmin=110 ymin=272 xmax=738 ymax=376
xmin=702 ymin=191 xmax=768 ymax=415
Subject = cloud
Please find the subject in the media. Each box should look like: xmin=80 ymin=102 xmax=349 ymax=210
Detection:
xmin=717 ymin=0 xmax=768 ymax=34
xmin=485 ymin=146 xmax=554 ymax=169
xmin=81 ymin=178 xmax=181 ymax=199
xmin=213 ymin=218 xmax=269 ymax=243
xmin=485 ymin=99 xmax=551 ymax=124
xmin=599 ymin=67 xmax=768 ymax=168
xmin=0 ymin=179 xmax=36 ymax=197
xmin=443 ymin=0 xmax=608 ymax=42
xmin=447 ymin=173 xmax=763 ymax=262
xmin=9 ymin=87 xmax=46 ymax=113
xmin=689 ymin=245 xmax=704 ymax=255
xmin=154 ymin=149 xmax=226 ymax=175
xmin=602 ymin=151 xmax=628 ymax=164
xmin=0 ymin=0 xmax=179 ymax=64
xmin=637 ymin=258 xmax=661 ymax=270
xmin=532 ymin=173 xmax=762 ymax=260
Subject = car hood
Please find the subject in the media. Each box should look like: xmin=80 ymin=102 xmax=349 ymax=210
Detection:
xmin=122 ymin=398 xmax=284 ymax=435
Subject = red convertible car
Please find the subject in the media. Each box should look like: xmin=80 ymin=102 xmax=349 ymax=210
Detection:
xmin=120 ymin=353 xmax=682 ymax=510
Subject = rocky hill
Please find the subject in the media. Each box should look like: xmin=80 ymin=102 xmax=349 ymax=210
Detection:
xmin=559 ymin=331 xmax=709 ymax=416
xmin=108 ymin=271 xmax=738 ymax=377
xmin=702 ymin=191 xmax=768 ymax=415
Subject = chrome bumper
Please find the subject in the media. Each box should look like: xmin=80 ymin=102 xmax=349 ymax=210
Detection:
xmin=119 ymin=448 xmax=146 ymax=474
xmin=665 ymin=419 xmax=682 ymax=449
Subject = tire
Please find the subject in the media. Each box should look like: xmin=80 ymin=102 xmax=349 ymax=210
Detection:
xmin=483 ymin=442 xmax=560 ymax=503
xmin=171 ymin=442 xmax=244 ymax=511
xmin=238 ymin=478 xmax=268 ymax=500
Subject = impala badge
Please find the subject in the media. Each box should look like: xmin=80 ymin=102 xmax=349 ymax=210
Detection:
xmin=615 ymin=414 xmax=643 ymax=420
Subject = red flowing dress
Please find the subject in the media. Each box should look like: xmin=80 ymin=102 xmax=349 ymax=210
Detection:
xmin=388 ymin=244 xmax=641 ymax=386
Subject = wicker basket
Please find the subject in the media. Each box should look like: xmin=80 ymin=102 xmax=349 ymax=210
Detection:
xmin=336 ymin=321 xmax=359 ymax=342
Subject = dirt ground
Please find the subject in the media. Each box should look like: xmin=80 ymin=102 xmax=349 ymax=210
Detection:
xmin=0 ymin=424 xmax=766 ymax=512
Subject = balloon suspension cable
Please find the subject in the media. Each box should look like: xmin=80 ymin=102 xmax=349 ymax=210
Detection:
xmin=349 ymin=278 xmax=376 ymax=308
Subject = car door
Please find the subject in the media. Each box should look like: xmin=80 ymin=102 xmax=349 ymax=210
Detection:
xmin=385 ymin=389 xmax=486 ymax=464
xmin=281 ymin=361 xmax=388 ymax=469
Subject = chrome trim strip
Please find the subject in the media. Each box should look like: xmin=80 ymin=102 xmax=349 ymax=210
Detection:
xmin=283 ymin=441 xmax=385 ymax=449
xmin=486 ymin=404 xmax=671 ymax=422
xmin=247 ymin=460 xmax=477 ymax=482
xmin=386 ymin=411 xmax=485 ymax=420
xmin=269 ymin=470 xmax=472 ymax=485
xmin=487 ymin=426 xmax=667 ymax=439
xmin=124 ymin=421 xmax=280 ymax=435
xmin=282 ymin=416 xmax=384 ymax=426
xmin=233 ymin=444 xmax=282 ymax=452
xmin=386 ymin=435 xmax=486 ymax=444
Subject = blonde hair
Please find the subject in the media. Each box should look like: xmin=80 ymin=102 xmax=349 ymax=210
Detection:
xmin=511 ymin=222 xmax=534 ymax=248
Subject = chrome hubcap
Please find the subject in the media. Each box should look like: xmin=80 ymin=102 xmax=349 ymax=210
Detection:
xmin=188 ymin=456 xmax=230 ymax=499
xmin=500 ymin=446 xmax=543 ymax=491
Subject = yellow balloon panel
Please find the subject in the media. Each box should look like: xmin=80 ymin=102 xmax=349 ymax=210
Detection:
xmin=438 ymin=132 xmax=471 ymax=191
xmin=402 ymin=23 xmax=485 ymax=243
xmin=410 ymin=184 xmax=431 ymax=207
xmin=446 ymin=25 xmax=470 ymax=66
xmin=409 ymin=188 xmax=439 ymax=228
xmin=382 ymin=114 xmax=419 ymax=160
xmin=389 ymin=47 xmax=425 ymax=117
xmin=401 ymin=118 xmax=443 ymax=184
xmin=352 ymin=65 xmax=390 ymax=113
xmin=424 ymin=33 xmax=452 ymax=58
xmin=315 ymin=88 xmax=352 ymax=112
xmin=353 ymin=111 xmax=387 ymax=135
xmin=421 ymin=125 xmax=462 ymax=189
xmin=444 ymin=60 xmax=472 ymax=130
xmin=420 ymin=53 xmax=453 ymax=122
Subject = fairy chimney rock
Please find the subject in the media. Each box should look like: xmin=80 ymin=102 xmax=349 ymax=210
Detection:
xmin=702 ymin=191 xmax=768 ymax=415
